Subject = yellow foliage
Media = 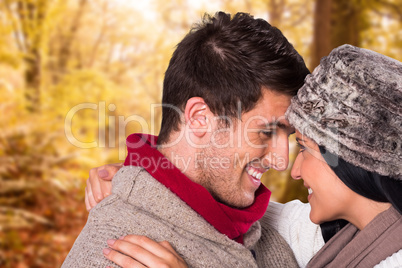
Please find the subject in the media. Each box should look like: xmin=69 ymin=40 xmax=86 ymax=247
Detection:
xmin=0 ymin=0 xmax=401 ymax=266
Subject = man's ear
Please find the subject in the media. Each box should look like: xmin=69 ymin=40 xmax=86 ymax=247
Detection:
xmin=184 ymin=97 xmax=211 ymax=137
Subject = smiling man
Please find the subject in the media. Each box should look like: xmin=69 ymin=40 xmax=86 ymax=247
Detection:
xmin=170 ymin=89 xmax=294 ymax=209
xmin=62 ymin=11 xmax=309 ymax=268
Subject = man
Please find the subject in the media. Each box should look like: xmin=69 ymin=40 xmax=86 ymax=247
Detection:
xmin=63 ymin=11 xmax=310 ymax=267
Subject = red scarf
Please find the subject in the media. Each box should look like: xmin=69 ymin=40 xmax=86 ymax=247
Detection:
xmin=124 ymin=133 xmax=271 ymax=244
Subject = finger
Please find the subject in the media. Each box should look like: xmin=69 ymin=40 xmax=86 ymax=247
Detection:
xmin=103 ymin=248 xmax=147 ymax=268
xmin=158 ymin=241 xmax=181 ymax=259
xmin=86 ymin=178 xmax=98 ymax=209
xmin=116 ymin=162 xmax=124 ymax=168
xmin=88 ymin=168 xmax=104 ymax=203
xmin=99 ymin=180 xmax=112 ymax=198
xmin=120 ymin=235 xmax=174 ymax=259
xmin=158 ymin=241 xmax=173 ymax=251
xmin=99 ymin=163 xmax=124 ymax=181
xmin=99 ymin=163 xmax=123 ymax=197
xmin=107 ymin=239 xmax=165 ymax=268
xmin=84 ymin=186 xmax=91 ymax=211
xmin=158 ymin=241 xmax=187 ymax=265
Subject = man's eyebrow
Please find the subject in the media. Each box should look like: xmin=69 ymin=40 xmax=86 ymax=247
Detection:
xmin=257 ymin=122 xmax=292 ymax=130
xmin=295 ymin=137 xmax=305 ymax=143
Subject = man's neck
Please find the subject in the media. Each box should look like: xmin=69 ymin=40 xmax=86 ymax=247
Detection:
xmin=158 ymin=145 xmax=198 ymax=183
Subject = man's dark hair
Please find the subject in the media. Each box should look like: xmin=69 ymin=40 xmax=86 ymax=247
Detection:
xmin=158 ymin=12 xmax=310 ymax=144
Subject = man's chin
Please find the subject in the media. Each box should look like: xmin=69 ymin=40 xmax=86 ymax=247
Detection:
xmin=219 ymin=196 xmax=255 ymax=209
xmin=209 ymin=188 xmax=256 ymax=208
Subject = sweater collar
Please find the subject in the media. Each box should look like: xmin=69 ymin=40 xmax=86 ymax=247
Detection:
xmin=124 ymin=133 xmax=271 ymax=244
xmin=307 ymin=206 xmax=402 ymax=268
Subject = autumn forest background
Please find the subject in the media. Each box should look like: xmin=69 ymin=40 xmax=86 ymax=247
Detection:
xmin=0 ymin=0 xmax=401 ymax=266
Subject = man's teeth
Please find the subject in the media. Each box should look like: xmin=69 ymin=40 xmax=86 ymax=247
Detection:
xmin=308 ymin=188 xmax=313 ymax=195
xmin=247 ymin=166 xmax=263 ymax=180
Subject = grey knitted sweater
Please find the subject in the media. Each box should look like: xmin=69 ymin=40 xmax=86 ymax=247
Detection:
xmin=62 ymin=166 xmax=298 ymax=267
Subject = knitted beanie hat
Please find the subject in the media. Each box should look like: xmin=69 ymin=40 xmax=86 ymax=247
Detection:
xmin=286 ymin=44 xmax=402 ymax=180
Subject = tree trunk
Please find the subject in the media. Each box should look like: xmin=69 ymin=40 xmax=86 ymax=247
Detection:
xmin=310 ymin=0 xmax=332 ymax=69
xmin=56 ymin=0 xmax=88 ymax=80
xmin=310 ymin=0 xmax=363 ymax=70
xmin=24 ymin=51 xmax=42 ymax=113
xmin=331 ymin=0 xmax=361 ymax=48
xmin=17 ymin=0 xmax=48 ymax=113
xmin=268 ymin=0 xmax=285 ymax=26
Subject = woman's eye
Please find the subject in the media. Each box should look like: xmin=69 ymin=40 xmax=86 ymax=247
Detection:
xmin=296 ymin=141 xmax=306 ymax=152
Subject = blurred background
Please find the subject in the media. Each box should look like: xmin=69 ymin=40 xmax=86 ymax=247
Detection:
xmin=0 ymin=0 xmax=401 ymax=266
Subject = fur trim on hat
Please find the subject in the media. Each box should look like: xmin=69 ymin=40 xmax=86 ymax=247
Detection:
xmin=286 ymin=44 xmax=402 ymax=180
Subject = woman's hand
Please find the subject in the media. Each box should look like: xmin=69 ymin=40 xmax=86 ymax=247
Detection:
xmin=85 ymin=163 xmax=123 ymax=211
xmin=103 ymin=235 xmax=188 ymax=268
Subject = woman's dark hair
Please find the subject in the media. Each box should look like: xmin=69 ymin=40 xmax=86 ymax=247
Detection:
xmin=318 ymin=145 xmax=402 ymax=242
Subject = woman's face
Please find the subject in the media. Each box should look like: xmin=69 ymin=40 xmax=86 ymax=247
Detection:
xmin=291 ymin=131 xmax=356 ymax=224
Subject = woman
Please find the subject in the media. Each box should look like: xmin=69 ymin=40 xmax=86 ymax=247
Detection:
xmin=283 ymin=44 xmax=402 ymax=267
xmin=87 ymin=44 xmax=402 ymax=267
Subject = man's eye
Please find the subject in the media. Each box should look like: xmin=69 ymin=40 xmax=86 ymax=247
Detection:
xmin=261 ymin=131 xmax=274 ymax=138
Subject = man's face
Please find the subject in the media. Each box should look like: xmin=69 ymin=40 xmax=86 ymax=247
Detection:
xmin=196 ymin=89 xmax=293 ymax=208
